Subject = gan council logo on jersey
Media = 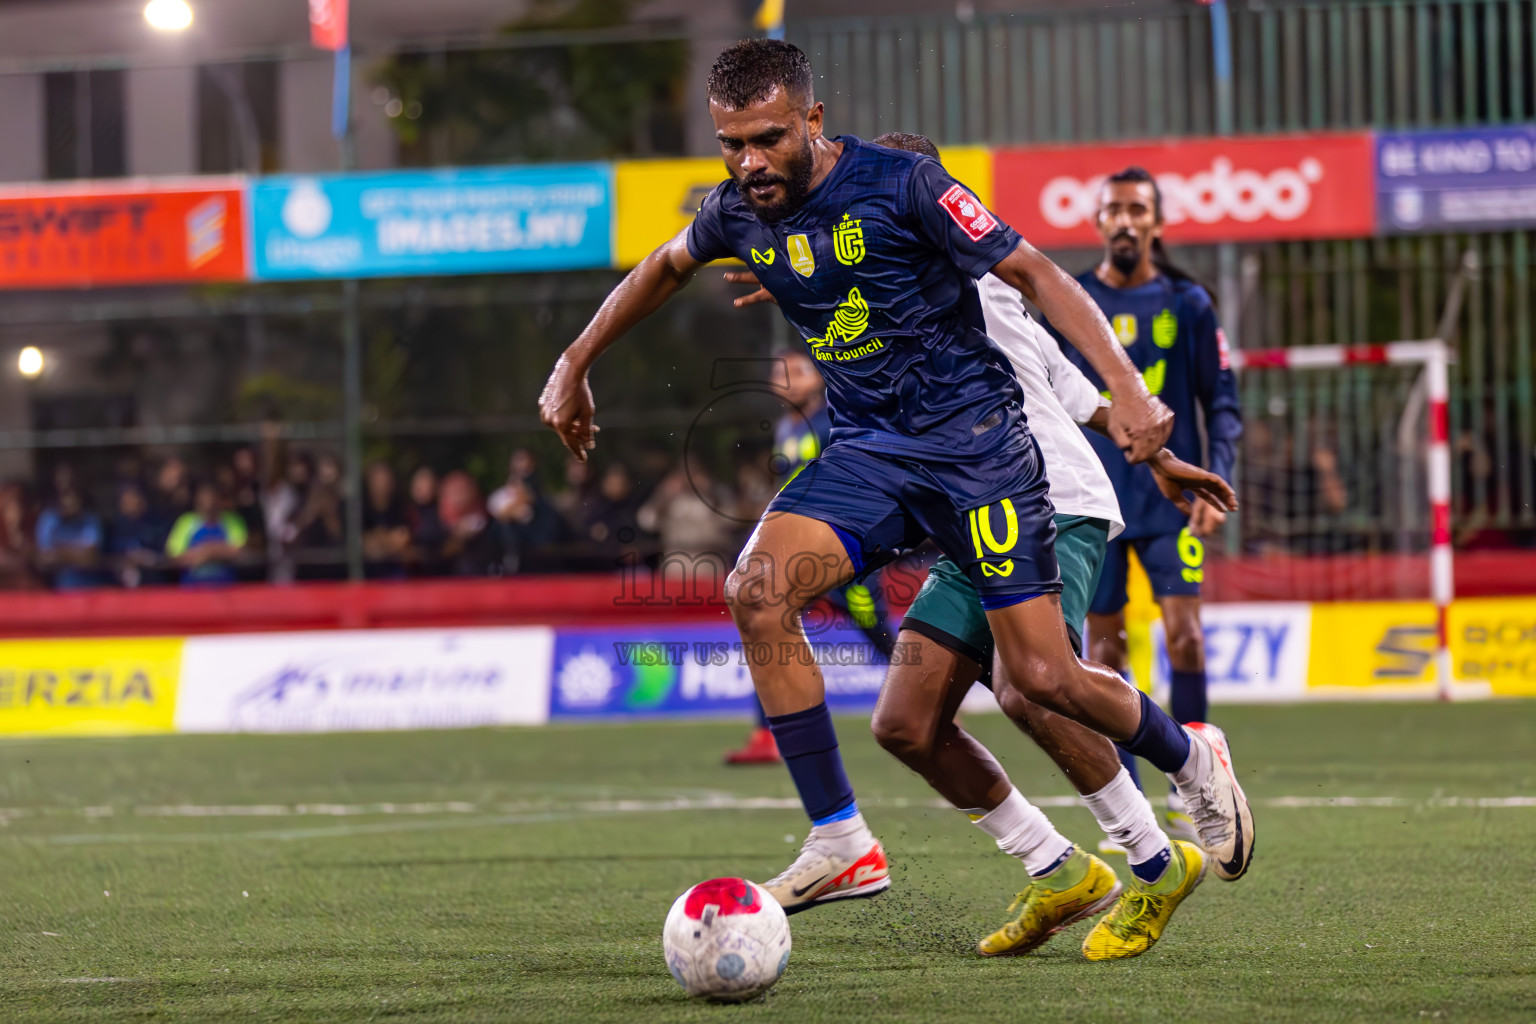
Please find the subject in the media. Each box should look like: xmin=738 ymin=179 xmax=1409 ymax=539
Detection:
xmin=788 ymin=234 xmax=815 ymax=276
xmin=833 ymin=213 xmax=865 ymax=265
xmin=938 ymin=185 xmax=998 ymax=242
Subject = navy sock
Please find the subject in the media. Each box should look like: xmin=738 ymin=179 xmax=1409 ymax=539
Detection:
xmin=765 ymin=702 xmax=857 ymax=825
xmin=1131 ymin=845 xmax=1172 ymax=885
xmin=1170 ymin=669 xmax=1208 ymax=725
xmin=752 ymin=697 xmax=769 ymax=730
xmin=1120 ymin=690 xmax=1193 ymax=775
xmin=1115 ymin=744 xmax=1144 ymax=792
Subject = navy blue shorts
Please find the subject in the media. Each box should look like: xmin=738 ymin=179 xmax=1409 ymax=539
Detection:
xmin=765 ymin=429 xmax=1061 ymax=610
xmin=1089 ymin=527 xmax=1205 ymax=615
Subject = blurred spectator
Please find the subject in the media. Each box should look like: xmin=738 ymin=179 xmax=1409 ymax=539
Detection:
xmin=288 ymin=453 xmax=345 ymax=578
xmin=229 ymin=446 xmax=264 ymax=542
xmin=637 ymin=459 xmax=737 ymax=561
xmin=166 ymin=481 xmax=248 ymax=585
xmin=362 ymin=461 xmax=412 ymax=578
xmin=263 ymin=450 xmax=310 ymax=582
xmin=549 ymin=457 xmax=593 ymax=534
xmin=105 ymin=483 xmax=167 ymax=587
xmin=151 ymin=456 xmax=193 ymax=524
xmin=407 ymin=466 xmax=448 ymax=575
xmin=582 ymin=462 xmax=644 ymax=548
xmin=439 ymin=470 xmax=499 ymax=575
xmin=0 ymin=483 xmax=37 ymax=589
xmin=36 ymin=486 xmax=103 ymax=590
xmin=489 ymin=454 xmax=561 ymax=572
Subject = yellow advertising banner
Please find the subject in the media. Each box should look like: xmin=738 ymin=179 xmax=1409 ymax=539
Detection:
xmin=1306 ymin=598 xmax=1536 ymax=697
xmin=614 ymin=158 xmax=728 ymax=268
xmin=0 ymin=637 xmax=182 ymax=735
xmin=612 ymin=146 xmax=997 ymax=269
xmin=1451 ymin=597 xmax=1536 ymax=697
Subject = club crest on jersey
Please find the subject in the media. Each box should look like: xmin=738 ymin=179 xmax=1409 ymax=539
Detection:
xmin=808 ymin=286 xmax=885 ymax=362
xmin=833 ymin=213 xmax=865 ymax=265
xmin=1153 ymin=308 xmax=1178 ymax=349
xmin=1112 ymin=314 xmax=1138 ymax=346
xmin=787 ymin=234 xmax=815 ymax=277
xmin=937 ymin=184 xmax=998 ymax=242
xmin=751 ymin=247 xmax=776 ymax=266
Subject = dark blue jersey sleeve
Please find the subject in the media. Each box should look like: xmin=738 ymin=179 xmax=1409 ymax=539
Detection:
xmin=905 ymin=158 xmax=1021 ymax=279
xmin=685 ymin=181 xmax=736 ymax=264
xmin=1190 ymin=295 xmax=1242 ymax=483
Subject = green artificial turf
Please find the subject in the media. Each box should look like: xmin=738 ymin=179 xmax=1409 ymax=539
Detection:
xmin=1 ymin=702 xmax=1533 ymax=1022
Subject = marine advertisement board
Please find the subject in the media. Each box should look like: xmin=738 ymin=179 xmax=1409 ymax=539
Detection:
xmin=175 ymin=628 xmax=553 ymax=733
xmin=248 ymin=164 xmax=612 ymax=280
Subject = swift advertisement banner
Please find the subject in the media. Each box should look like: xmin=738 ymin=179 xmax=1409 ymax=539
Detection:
xmin=1376 ymin=126 xmax=1536 ymax=233
xmin=992 ymin=133 xmax=1376 ymax=247
xmin=549 ymin=622 xmax=892 ymax=720
xmin=0 ymin=180 xmax=246 ymax=289
xmin=175 ymin=628 xmax=553 ymax=733
xmin=249 ymin=165 xmax=612 ymax=280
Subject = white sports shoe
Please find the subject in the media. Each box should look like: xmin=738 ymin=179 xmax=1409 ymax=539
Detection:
xmin=1172 ymin=723 xmax=1255 ymax=881
xmin=760 ymin=819 xmax=890 ymax=915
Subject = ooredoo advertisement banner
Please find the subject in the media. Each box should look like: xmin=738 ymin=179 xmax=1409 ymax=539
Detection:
xmin=0 ymin=180 xmax=246 ymax=289
xmin=175 ymin=628 xmax=553 ymax=733
xmin=992 ymin=133 xmax=1376 ymax=247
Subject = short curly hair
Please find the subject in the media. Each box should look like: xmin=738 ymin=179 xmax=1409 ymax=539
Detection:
xmin=872 ymin=132 xmax=940 ymax=160
xmin=707 ymin=39 xmax=814 ymax=111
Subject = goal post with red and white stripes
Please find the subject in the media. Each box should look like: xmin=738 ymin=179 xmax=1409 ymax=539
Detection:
xmin=1232 ymin=339 xmax=1454 ymax=700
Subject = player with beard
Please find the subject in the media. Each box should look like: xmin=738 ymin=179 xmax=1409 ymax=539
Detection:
xmin=1045 ymin=168 xmax=1244 ymax=846
xmin=539 ymin=42 xmax=1254 ymax=957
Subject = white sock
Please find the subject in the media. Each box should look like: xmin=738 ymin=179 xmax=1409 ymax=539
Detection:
xmin=972 ymin=788 xmax=1074 ymax=877
xmin=1082 ymin=768 xmax=1170 ymax=867
xmin=810 ymin=811 xmax=872 ymax=857
xmin=1170 ymin=725 xmax=1208 ymax=790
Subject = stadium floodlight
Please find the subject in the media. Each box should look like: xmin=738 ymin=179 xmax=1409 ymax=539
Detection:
xmin=144 ymin=0 xmax=193 ymax=31
xmin=17 ymin=346 xmax=43 ymax=378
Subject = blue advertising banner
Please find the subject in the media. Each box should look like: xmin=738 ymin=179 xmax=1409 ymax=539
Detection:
xmin=549 ymin=623 xmax=891 ymax=720
xmin=249 ymin=164 xmax=612 ymax=279
xmin=1376 ymin=126 xmax=1536 ymax=233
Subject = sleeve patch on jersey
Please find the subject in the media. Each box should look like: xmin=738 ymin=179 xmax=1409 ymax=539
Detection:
xmin=1216 ymin=327 xmax=1232 ymax=370
xmin=938 ymin=184 xmax=998 ymax=242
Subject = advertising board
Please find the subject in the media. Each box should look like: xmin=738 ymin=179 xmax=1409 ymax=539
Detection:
xmin=992 ymin=133 xmax=1376 ymax=247
xmin=0 ymin=637 xmax=182 ymax=735
xmin=1151 ymin=603 xmax=1312 ymax=703
xmin=249 ymin=165 xmax=612 ymax=279
xmin=175 ymin=628 xmax=553 ymax=733
xmin=0 ymin=180 xmax=246 ymax=289
xmin=1376 ymin=126 xmax=1536 ymax=233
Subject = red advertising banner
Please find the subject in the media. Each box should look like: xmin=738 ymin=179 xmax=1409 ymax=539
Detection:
xmin=0 ymin=180 xmax=247 ymax=290
xmin=993 ymin=132 xmax=1377 ymax=247
xmin=309 ymin=0 xmax=349 ymax=51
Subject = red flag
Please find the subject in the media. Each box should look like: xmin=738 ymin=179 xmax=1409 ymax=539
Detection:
xmin=309 ymin=0 xmax=348 ymax=51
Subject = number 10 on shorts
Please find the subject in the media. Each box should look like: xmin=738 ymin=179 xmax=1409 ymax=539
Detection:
xmin=968 ymin=499 xmax=1018 ymax=577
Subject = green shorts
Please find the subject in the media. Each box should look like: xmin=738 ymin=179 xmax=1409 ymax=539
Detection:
xmin=901 ymin=514 xmax=1110 ymax=664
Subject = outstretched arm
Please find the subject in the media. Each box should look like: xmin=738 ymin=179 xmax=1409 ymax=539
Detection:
xmin=990 ymin=240 xmax=1172 ymax=463
xmin=539 ymin=229 xmax=704 ymax=460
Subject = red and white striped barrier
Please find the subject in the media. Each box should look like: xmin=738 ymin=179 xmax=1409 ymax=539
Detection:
xmin=1233 ymin=339 xmax=1456 ymax=701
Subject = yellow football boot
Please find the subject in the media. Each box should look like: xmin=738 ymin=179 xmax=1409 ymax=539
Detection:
xmin=1082 ymin=839 xmax=1206 ymax=961
xmin=977 ymin=846 xmax=1122 ymax=957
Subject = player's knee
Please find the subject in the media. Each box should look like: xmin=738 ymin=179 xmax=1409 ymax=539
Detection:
xmin=999 ymin=653 xmax=1065 ymax=709
xmin=994 ymin=682 xmax=1033 ymax=725
xmin=1089 ymin=634 xmax=1127 ymax=671
xmin=870 ymin=706 xmax=933 ymax=767
xmin=1166 ymin=623 xmax=1205 ymax=671
xmin=724 ymin=565 xmax=786 ymax=637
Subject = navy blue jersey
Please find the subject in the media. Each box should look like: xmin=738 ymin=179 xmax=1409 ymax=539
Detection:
xmin=1048 ymin=272 xmax=1242 ymax=540
xmin=688 ymin=135 xmax=1026 ymax=461
xmin=775 ymin=401 xmax=832 ymax=484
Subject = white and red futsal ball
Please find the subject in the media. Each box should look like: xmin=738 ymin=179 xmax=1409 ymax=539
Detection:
xmin=662 ymin=878 xmax=790 ymax=1002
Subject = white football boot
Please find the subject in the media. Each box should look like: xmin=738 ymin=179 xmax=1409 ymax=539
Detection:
xmin=760 ymin=813 xmax=890 ymax=915
xmin=1170 ymin=722 xmax=1255 ymax=881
